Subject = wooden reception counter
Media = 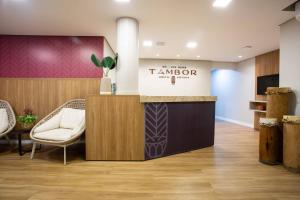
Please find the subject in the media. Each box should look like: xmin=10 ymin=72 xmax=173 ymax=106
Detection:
xmin=86 ymin=95 xmax=217 ymax=161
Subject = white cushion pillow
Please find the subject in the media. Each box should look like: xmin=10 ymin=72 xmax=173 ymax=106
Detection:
xmin=71 ymin=118 xmax=86 ymax=136
xmin=0 ymin=109 xmax=9 ymax=134
xmin=34 ymin=111 xmax=63 ymax=133
xmin=59 ymin=108 xmax=85 ymax=129
xmin=34 ymin=128 xmax=74 ymax=141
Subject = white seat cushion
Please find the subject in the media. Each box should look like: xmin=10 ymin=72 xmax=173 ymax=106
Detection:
xmin=60 ymin=108 xmax=85 ymax=129
xmin=34 ymin=111 xmax=63 ymax=133
xmin=0 ymin=109 xmax=9 ymax=134
xmin=34 ymin=128 xmax=74 ymax=141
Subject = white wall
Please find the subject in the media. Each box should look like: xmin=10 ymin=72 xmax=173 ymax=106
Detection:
xmin=139 ymin=59 xmax=212 ymax=96
xmin=211 ymin=58 xmax=255 ymax=127
xmin=140 ymin=58 xmax=255 ymax=127
xmin=280 ymin=19 xmax=300 ymax=115
xmin=211 ymin=61 xmax=238 ymax=70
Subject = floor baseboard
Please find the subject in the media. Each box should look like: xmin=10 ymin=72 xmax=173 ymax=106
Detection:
xmin=216 ymin=116 xmax=254 ymax=128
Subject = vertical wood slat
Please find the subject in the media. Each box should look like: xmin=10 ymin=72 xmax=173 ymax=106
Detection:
xmin=0 ymin=78 xmax=100 ymax=119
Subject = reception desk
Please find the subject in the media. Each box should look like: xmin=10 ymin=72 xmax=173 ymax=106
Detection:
xmin=86 ymin=95 xmax=217 ymax=161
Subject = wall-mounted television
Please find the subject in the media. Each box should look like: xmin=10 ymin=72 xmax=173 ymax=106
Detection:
xmin=257 ymin=74 xmax=279 ymax=95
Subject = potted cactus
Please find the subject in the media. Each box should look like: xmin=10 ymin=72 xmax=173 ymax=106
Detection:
xmin=91 ymin=54 xmax=118 ymax=95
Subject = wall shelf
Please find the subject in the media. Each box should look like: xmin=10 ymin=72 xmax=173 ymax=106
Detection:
xmin=250 ymin=100 xmax=267 ymax=103
xmin=249 ymin=100 xmax=268 ymax=130
xmin=252 ymin=110 xmax=267 ymax=113
xmin=249 ymin=101 xmax=267 ymax=112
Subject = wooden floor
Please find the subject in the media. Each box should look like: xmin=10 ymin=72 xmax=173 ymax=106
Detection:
xmin=0 ymin=120 xmax=300 ymax=200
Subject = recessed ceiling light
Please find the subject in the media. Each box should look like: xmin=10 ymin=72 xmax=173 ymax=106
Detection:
xmin=143 ymin=40 xmax=153 ymax=47
xmin=176 ymin=54 xmax=181 ymax=58
xmin=197 ymin=55 xmax=201 ymax=58
xmin=156 ymin=53 xmax=160 ymax=57
xmin=156 ymin=42 xmax=166 ymax=46
xmin=213 ymin=0 xmax=232 ymax=8
xmin=238 ymin=55 xmax=243 ymax=58
xmin=186 ymin=41 xmax=198 ymax=49
xmin=115 ymin=0 xmax=131 ymax=3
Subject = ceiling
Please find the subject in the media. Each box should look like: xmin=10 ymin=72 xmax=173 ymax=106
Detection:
xmin=0 ymin=0 xmax=297 ymax=62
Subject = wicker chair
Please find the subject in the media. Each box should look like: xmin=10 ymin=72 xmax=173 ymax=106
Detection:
xmin=0 ymin=100 xmax=16 ymax=144
xmin=30 ymin=99 xmax=86 ymax=165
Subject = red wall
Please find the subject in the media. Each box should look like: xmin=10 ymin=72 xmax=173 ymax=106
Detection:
xmin=0 ymin=35 xmax=103 ymax=78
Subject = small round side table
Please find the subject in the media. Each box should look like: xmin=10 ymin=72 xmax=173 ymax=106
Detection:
xmin=14 ymin=125 xmax=41 ymax=156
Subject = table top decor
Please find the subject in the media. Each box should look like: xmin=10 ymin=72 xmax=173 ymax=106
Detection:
xmin=17 ymin=108 xmax=38 ymax=130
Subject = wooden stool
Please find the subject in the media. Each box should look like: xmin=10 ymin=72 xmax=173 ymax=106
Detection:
xmin=259 ymin=118 xmax=282 ymax=165
xmin=283 ymin=115 xmax=300 ymax=173
xmin=266 ymin=87 xmax=292 ymax=125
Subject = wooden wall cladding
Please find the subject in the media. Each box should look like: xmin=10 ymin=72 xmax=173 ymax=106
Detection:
xmin=0 ymin=78 xmax=99 ymax=119
xmin=253 ymin=49 xmax=280 ymax=129
xmin=86 ymin=95 xmax=145 ymax=161
xmin=255 ymin=50 xmax=280 ymax=101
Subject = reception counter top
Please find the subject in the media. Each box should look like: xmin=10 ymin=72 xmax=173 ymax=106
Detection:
xmin=140 ymin=96 xmax=217 ymax=103
xmin=86 ymin=95 xmax=216 ymax=161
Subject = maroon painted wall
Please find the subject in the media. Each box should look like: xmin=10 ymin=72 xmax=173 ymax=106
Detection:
xmin=0 ymin=35 xmax=103 ymax=78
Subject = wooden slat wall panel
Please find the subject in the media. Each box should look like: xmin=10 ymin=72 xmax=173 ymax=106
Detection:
xmin=0 ymin=78 xmax=100 ymax=119
xmin=86 ymin=95 xmax=145 ymax=161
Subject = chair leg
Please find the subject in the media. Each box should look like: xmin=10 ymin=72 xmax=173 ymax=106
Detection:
xmin=64 ymin=145 xmax=67 ymax=165
xmin=31 ymin=142 xmax=36 ymax=159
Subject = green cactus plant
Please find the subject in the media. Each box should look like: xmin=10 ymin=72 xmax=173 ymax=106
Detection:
xmin=91 ymin=53 xmax=118 ymax=77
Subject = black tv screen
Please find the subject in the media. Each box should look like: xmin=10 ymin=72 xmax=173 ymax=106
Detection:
xmin=257 ymin=74 xmax=279 ymax=95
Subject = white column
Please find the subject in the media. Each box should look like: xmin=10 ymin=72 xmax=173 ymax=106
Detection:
xmin=116 ymin=17 xmax=139 ymax=95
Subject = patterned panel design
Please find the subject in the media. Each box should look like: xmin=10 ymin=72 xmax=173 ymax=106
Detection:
xmin=144 ymin=103 xmax=168 ymax=159
xmin=0 ymin=35 xmax=103 ymax=78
